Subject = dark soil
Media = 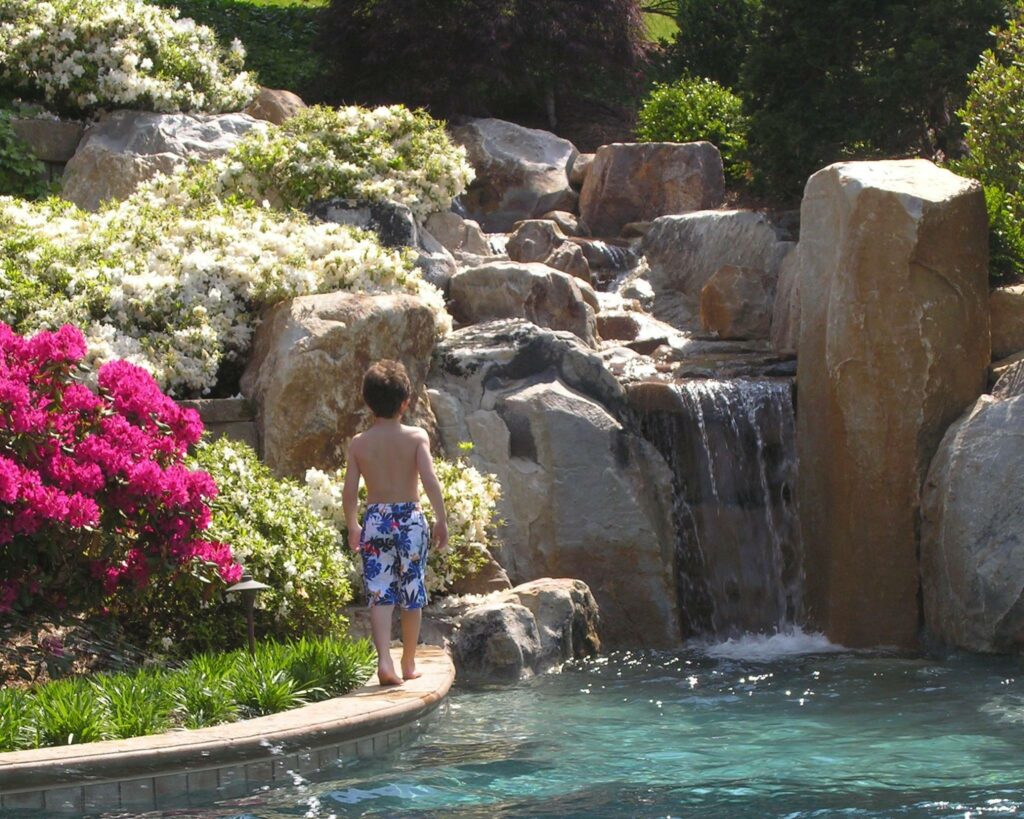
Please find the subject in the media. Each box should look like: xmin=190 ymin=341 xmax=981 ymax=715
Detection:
xmin=0 ymin=612 xmax=151 ymax=689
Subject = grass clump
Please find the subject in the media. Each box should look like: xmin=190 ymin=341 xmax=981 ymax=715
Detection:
xmin=0 ymin=634 xmax=375 ymax=751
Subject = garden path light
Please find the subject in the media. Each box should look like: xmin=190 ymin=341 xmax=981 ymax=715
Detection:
xmin=226 ymin=573 xmax=271 ymax=655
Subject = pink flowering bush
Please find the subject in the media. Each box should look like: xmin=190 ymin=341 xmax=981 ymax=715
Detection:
xmin=0 ymin=323 xmax=241 ymax=641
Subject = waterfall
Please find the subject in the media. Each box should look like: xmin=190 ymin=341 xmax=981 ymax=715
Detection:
xmin=635 ymin=379 xmax=803 ymax=639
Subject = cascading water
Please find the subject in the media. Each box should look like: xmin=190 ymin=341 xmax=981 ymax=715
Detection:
xmin=635 ymin=378 xmax=803 ymax=639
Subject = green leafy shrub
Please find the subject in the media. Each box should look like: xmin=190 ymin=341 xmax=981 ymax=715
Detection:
xmin=184 ymin=437 xmax=357 ymax=650
xmin=0 ymin=111 xmax=47 ymax=198
xmin=148 ymin=0 xmax=325 ymax=99
xmin=0 ymin=0 xmax=257 ymax=117
xmin=743 ymin=0 xmax=1006 ymax=197
xmin=636 ymin=76 xmax=749 ymax=181
xmin=955 ymin=6 xmax=1024 ymax=283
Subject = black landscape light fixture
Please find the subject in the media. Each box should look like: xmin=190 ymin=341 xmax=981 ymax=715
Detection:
xmin=226 ymin=572 xmax=271 ymax=655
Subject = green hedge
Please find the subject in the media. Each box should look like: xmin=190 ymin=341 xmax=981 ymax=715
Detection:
xmin=148 ymin=0 xmax=326 ymax=99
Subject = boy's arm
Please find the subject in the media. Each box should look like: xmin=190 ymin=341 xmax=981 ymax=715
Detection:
xmin=415 ymin=432 xmax=449 ymax=550
xmin=341 ymin=439 xmax=362 ymax=552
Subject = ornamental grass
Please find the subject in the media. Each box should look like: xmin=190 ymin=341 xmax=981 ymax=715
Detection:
xmin=0 ymin=635 xmax=375 ymax=752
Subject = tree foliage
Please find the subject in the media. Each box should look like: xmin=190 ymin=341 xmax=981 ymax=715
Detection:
xmin=956 ymin=3 xmax=1024 ymax=282
xmin=743 ymin=0 xmax=1007 ymax=197
xmin=669 ymin=0 xmax=761 ymax=88
xmin=317 ymin=0 xmax=649 ymax=120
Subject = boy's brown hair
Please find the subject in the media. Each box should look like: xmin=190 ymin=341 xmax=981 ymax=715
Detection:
xmin=362 ymin=360 xmax=411 ymax=418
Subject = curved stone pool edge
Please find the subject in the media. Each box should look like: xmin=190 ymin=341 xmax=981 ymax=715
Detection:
xmin=0 ymin=646 xmax=454 ymax=815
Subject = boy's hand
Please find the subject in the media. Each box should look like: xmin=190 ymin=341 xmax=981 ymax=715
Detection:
xmin=348 ymin=526 xmax=362 ymax=553
xmin=432 ymin=519 xmax=449 ymax=551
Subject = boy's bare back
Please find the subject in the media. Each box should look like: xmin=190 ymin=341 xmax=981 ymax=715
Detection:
xmin=349 ymin=423 xmax=430 ymax=504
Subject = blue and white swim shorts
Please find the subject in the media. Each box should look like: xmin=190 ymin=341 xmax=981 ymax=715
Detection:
xmin=359 ymin=502 xmax=429 ymax=609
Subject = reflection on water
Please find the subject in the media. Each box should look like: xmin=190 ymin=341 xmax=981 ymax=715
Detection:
xmin=113 ymin=633 xmax=1024 ymax=819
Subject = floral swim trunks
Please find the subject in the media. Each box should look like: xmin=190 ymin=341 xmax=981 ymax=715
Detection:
xmin=359 ymin=502 xmax=429 ymax=609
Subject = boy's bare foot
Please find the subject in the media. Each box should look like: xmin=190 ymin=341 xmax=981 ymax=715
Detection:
xmin=401 ymin=660 xmax=421 ymax=680
xmin=377 ymin=667 xmax=403 ymax=686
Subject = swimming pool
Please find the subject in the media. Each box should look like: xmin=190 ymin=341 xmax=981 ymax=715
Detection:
xmin=149 ymin=632 xmax=1024 ymax=819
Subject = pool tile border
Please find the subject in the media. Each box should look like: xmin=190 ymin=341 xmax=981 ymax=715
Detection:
xmin=0 ymin=646 xmax=453 ymax=814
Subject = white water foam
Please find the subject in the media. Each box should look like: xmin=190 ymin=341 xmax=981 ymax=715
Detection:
xmin=693 ymin=628 xmax=845 ymax=661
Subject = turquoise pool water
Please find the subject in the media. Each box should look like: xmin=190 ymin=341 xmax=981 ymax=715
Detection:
xmin=167 ymin=633 xmax=1024 ymax=818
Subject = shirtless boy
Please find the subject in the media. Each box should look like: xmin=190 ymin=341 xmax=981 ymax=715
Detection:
xmin=342 ymin=360 xmax=449 ymax=686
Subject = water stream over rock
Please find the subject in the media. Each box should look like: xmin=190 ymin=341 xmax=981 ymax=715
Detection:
xmin=631 ymin=378 xmax=803 ymax=639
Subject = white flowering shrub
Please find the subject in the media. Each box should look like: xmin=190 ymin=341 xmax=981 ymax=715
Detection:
xmin=0 ymin=191 xmax=448 ymax=396
xmin=0 ymin=0 xmax=256 ymax=116
xmin=305 ymin=446 xmax=502 ymax=596
xmin=164 ymin=104 xmax=474 ymax=219
xmin=186 ymin=437 xmax=356 ymax=644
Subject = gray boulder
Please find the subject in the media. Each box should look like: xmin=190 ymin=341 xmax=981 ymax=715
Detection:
xmin=62 ymin=110 xmax=266 ymax=210
xmin=451 ymin=602 xmax=542 ymax=683
xmin=642 ymin=209 xmax=793 ymax=332
xmin=308 ymin=198 xmax=418 ymax=248
xmin=450 ymin=577 xmax=600 ymax=683
xmin=921 ymin=393 xmax=1024 ymax=653
xmin=11 ymin=117 xmax=84 ymax=163
xmin=428 ymin=320 xmax=680 ymax=648
xmin=451 ymin=118 xmax=578 ymax=232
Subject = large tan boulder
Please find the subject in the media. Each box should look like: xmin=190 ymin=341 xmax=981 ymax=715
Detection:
xmin=770 ymin=246 xmax=801 ymax=355
xmin=579 ymin=142 xmax=725 ymax=237
xmin=450 ymin=118 xmax=578 ymax=232
xmin=423 ymin=211 xmax=491 ymax=256
xmin=921 ymin=393 xmax=1024 ymax=653
xmin=506 ymin=219 xmax=567 ymax=263
xmin=243 ymin=87 xmax=306 ymax=125
xmin=796 ymin=159 xmax=990 ymax=649
xmin=62 ymin=110 xmax=266 ymax=210
xmin=990 ymin=285 xmax=1024 ymax=359
xmin=448 ymin=262 xmax=597 ymax=347
xmin=240 ymin=292 xmax=438 ymax=478
xmin=428 ymin=320 xmax=680 ymax=648
xmin=641 ymin=210 xmax=793 ymax=331
xmin=699 ymin=264 xmax=774 ymax=340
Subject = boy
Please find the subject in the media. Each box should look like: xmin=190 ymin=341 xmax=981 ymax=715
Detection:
xmin=342 ymin=360 xmax=449 ymax=685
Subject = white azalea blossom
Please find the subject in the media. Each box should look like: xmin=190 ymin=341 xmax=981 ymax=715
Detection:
xmin=0 ymin=0 xmax=256 ymax=115
xmin=0 ymin=191 xmax=448 ymax=396
xmin=157 ymin=104 xmax=475 ymax=220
